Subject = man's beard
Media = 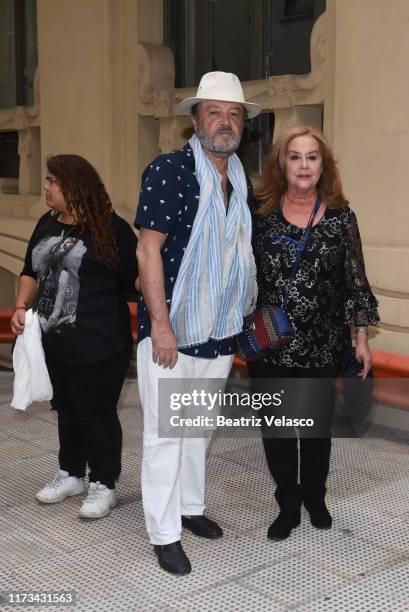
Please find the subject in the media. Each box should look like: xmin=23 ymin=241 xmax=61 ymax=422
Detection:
xmin=195 ymin=124 xmax=242 ymax=158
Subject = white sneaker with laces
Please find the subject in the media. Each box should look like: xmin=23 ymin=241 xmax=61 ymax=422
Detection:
xmin=36 ymin=469 xmax=85 ymax=504
xmin=78 ymin=482 xmax=116 ymax=519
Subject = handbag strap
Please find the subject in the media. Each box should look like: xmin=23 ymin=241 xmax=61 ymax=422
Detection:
xmin=281 ymin=196 xmax=321 ymax=309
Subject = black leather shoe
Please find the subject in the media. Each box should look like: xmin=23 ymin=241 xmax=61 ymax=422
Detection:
xmin=305 ymin=502 xmax=332 ymax=529
xmin=267 ymin=512 xmax=301 ymax=541
xmin=153 ymin=541 xmax=191 ymax=575
xmin=182 ymin=515 xmax=223 ymax=539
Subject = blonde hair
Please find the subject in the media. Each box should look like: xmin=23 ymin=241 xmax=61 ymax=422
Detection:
xmin=255 ymin=126 xmax=348 ymax=215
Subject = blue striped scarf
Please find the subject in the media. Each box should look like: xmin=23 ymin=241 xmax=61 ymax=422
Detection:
xmin=169 ymin=135 xmax=257 ymax=348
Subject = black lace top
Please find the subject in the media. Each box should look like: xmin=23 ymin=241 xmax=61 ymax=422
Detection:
xmin=252 ymin=206 xmax=379 ymax=368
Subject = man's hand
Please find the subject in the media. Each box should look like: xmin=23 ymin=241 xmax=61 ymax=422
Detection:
xmin=151 ymin=325 xmax=178 ymax=369
xmin=137 ymin=228 xmax=178 ymax=369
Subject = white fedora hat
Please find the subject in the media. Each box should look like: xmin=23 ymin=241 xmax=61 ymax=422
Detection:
xmin=179 ymin=71 xmax=261 ymax=120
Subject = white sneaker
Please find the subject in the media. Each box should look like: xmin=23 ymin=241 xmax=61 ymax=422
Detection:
xmin=78 ymin=482 xmax=116 ymax=519
xmin=36 ymin=469 xmax=85 ymax=504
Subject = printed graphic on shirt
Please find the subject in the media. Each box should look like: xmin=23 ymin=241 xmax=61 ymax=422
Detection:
xmin=32 ymin=233 xmax=87 ymax=333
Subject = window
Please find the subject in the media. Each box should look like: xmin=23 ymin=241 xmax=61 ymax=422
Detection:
xmin=237 ymin=113 xmax=275 ymax=176
xmin=164 ymin=0 xmax=325 ymax=172
xmin=0 ymin=131 xmax=19 ymax=179
xmin=0 ymin=0 xmax=38 ymax=109
xmin=164 ymin=0 xmax=326 ymax=87
xmin=284 ymin=0 xmax=315 ymax=19
xmin=164 ymin=0 xmax=263 ymax=88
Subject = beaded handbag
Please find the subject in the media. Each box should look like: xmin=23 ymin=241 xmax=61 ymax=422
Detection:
xmin=236 ymin=305 xmax=294 ymax=361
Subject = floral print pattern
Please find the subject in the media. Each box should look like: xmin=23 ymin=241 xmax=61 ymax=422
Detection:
xmin=252 ymin=206 xmax=379 ymax=368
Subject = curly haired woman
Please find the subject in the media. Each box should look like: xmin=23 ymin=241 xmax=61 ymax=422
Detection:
xmin=10 ymin=155 xmax=138 ymax=519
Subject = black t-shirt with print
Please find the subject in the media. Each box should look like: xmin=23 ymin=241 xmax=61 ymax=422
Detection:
xmin=22 ymin=210 xmax=138 ymax=364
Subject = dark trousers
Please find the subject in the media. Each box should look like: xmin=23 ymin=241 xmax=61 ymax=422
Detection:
xmin=45 ymin=345 xmax=132 ymax=489
xmin=248 ymin=361 xmax=337 ymax=515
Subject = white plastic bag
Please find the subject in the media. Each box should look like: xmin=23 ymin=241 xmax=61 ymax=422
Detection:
xmin=11 ymin=309 xmax=53 ymax=411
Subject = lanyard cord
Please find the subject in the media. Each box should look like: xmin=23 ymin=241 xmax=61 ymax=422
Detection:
xmin=281 ymin=196 xmax=321 ymax=310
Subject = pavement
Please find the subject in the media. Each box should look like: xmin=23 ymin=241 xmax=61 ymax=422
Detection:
xmin=1 ymin=367 xmax=409 ymax=611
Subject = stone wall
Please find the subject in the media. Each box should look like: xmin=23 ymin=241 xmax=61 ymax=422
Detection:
xmin=0 ymin=0 xmax=408 ymax=355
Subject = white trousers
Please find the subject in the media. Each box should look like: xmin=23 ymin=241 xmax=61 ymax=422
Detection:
xmin=137 ymin=337 xmax=233 ymax=545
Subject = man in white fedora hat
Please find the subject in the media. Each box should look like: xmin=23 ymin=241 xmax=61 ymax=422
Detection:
xmin=134 ymin=71 xmax=261 ymax=575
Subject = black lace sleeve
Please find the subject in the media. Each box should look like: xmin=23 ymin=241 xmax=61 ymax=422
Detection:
xmin=344 ymin=210 xmax=379 ymax=326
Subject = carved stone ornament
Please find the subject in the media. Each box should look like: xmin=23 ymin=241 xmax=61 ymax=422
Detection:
xmin=153 ymin=88 xmax=174 ymax=118
xmin=137 ymin=44 xmax=175 ymax=115
xmin=294 ymin=13 xmax=328 ymax=96
xmin=267 ymin=76 xmax=294 ymax=109
xmin=139 ymin=12 xmax=328 ymax=120
xmin=0 ymin=68 xmax=40 ymax=130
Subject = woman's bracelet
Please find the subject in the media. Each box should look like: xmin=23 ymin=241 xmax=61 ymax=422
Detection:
xmin=355 ymin=326 xmax=368 ymax=336
xmin=12 ymin=306 xmax=28 ymax=314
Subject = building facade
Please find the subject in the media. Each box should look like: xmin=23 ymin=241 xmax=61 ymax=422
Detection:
xmin=0 ymin=0 xmax=408 ymax=354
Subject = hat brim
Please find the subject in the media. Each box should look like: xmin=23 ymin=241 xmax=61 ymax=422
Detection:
xmin=179 ymin=96 xmax=261 ymax=120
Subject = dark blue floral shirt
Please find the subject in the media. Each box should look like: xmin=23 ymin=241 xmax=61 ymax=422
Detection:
xmin=134 ymin=143 xmax=253 ymax=358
